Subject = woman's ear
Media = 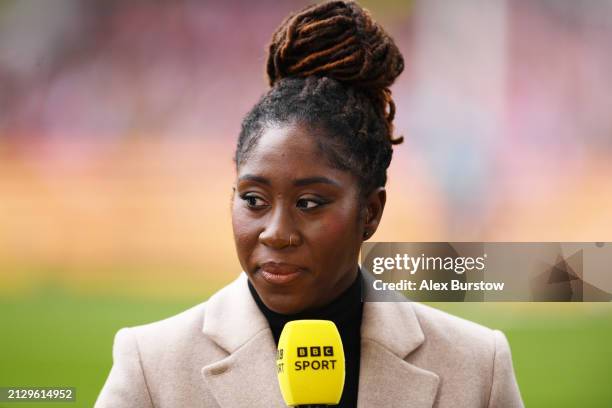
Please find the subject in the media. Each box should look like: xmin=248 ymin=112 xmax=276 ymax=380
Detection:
xmin=362 ymin=187 xmax=386 ymax=239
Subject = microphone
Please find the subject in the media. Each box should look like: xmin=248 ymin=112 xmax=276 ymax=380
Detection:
xmin=276 ymin=320 xmax=345 ymax=407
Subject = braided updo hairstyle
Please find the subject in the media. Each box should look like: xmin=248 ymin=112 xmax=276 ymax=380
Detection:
xmin=235 ymin=0 xmax=404 ymax=201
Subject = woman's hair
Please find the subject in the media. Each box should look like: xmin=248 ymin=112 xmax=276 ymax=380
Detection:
xmin=234 ymin=0 xmax=404 ymax=198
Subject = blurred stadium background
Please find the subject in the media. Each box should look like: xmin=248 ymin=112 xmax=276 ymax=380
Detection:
xmin=0 ymin=0 xmax=611 ymax=406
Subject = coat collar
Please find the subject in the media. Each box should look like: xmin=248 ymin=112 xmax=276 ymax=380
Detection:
xmin=357 ymin=272 xmax=440 ymax=407
xmin=201 ymin=273 xmax=439 ymax=407
xmin=201 ymin=273 xmax=270 ymax=354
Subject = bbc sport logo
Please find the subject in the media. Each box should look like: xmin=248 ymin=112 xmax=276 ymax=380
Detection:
xmin=297 ymin=346 xmax=334 ymax=358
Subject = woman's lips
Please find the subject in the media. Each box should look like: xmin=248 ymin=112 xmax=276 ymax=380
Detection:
xmin=258 ymin=262 xmax=304 ymax=285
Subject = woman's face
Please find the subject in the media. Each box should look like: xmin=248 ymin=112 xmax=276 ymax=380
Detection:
xmin=232 ymin=123 xmax=366 ymax=314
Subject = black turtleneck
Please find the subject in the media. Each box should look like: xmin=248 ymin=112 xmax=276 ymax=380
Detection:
xmin=247 ymin=269 xmax=364 ymax=408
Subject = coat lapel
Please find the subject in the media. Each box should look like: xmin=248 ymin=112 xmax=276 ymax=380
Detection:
xmin=357 ymin=339 xmax=440 ymax=408
xmin=201 ymin=274 xmax=287 ymax=407
xmin=357 ymin=273 xmax=440 ymax=407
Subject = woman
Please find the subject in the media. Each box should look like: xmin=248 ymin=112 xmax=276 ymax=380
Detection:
xmin=96 ymin=1 xmax=523 ymax=407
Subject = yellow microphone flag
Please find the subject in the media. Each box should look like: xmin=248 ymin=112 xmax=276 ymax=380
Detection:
xmin=277 ymin=320 xmax=345 ymax=406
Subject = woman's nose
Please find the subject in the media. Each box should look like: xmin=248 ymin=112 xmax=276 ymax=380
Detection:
xmin=259 ymin=205 xmax=301 ymax=249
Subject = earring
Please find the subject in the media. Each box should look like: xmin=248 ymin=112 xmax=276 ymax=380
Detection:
xmin=289 ymin=235 xmax=293 ymax=246
xmin=363 ymin=230 xmax=370 ymax=239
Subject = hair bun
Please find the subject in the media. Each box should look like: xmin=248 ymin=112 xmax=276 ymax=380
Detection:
xmin=266 ymin=0 xmax=405 ymax=144
xmin=266 ymin=1 xmax=403 ymax=89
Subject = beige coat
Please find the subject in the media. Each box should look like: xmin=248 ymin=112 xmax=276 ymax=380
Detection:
xmin=95 ymin=273 xmax=524 ymax=407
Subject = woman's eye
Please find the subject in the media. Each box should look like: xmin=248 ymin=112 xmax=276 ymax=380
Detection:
xmin=296 ymin=198 xmax=325 ymax=210
xmin=241 ymin=194 xmax=268 ymax=209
